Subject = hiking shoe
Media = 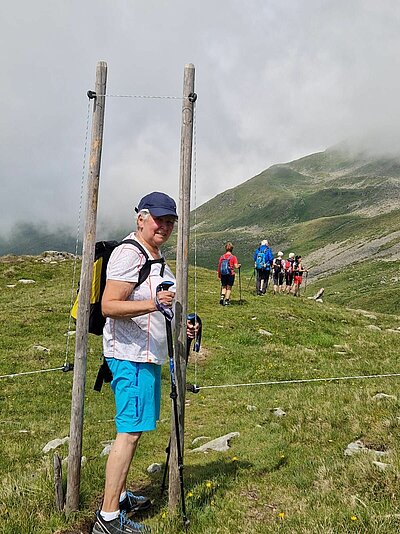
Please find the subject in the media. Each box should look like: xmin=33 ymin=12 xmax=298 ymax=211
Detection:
xmin=92 ymin=510 xmax=151 ymax=533
xmin=219 ymin=298 xmax=224 ymax=305
xmin=224 ymin=299 xmax=230 ymax=306
xmin=120 ymin=491 xmax=151 ymax=514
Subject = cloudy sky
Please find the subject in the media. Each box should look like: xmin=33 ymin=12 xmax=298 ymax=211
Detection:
xmin=2 ymin=0 xmax=400 ymax=238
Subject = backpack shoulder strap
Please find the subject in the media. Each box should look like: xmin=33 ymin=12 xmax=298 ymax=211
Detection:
xmin=119 ymin=239 xmax=165 ymax=287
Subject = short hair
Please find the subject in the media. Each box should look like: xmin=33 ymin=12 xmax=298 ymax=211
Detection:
xmin=136 ymin=209 xmax=151 ymax=229
xmin=225 ymin=242 xmax=234 ymax=252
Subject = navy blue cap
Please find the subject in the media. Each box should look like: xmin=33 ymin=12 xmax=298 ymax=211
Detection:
xmin=135 ymin=192 xmax=178 ymax=218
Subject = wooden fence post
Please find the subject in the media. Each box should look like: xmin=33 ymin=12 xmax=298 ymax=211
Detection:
xmin=168 ymin=63 xmax=196 ymax=512
xmin=65 ymin=61 xmax=107 ymax=512
xmin=54 ymin=454 xmax=64 ymax=511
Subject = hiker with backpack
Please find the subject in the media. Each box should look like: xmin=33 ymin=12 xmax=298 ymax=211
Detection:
xmin=218 ymin=242 xmax=241 ymax=306
xmin=292 ymin=254 xmax=307 ymax=297
xmin=253 ymin=239 xmax=273 ymax=295
xmin=272 ymin=251 xmax=285 ymax=294
xmin=284 ymin=252 xmax=295 ymax=294
xmin=92 ymin=192 xmax=198 ymax=534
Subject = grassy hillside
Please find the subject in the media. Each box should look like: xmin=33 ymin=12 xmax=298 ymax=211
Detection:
xmin=2 ymin=255 xmax=400 ymax=533
xmin=189 ymin=146 xmax=400 ymax=273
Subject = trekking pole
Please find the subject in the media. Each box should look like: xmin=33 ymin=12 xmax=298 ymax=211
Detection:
xmin=155 ymin=281 xmax=189 ymax=528
xmin=161 ymin=314 xmax=202 ymax=495
xmin=238 ymin=267 xmax=242 ymax=305
xmin=304 ymin=271 xmax=308 ymax=296
xmin=246 ymin=268 xmax=255 ymax=289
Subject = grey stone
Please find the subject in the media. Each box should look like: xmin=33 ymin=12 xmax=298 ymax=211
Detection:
xmin=18 ymin=279 xmax=35 ymax=284
xmin=372 ymin=393 xmax=397 ymax=401
xmin=344 ymin=439 xmax=388 ymax=457
xmin=43 ymin=436 xmax=69 ymax=453
xmin=366 ymin=324 xmax=381 ymax=331
xmin=33 ymin=345 xmax=50 ymax=353
xmin=147 ymin=463 xmax=162 ymax=473
xmin=313 ymin=288 xmax=325 ymax=300
xmin=272 ymin=407 xmax=286 ymax=417
xmin=191 ymin=436 xmax=211 ymax=445
xmin=372 ymin=460 xmax=391 ymax=471
xmin=344 ymin=440 xmax=366 ymax=456
xmin=258 ymin=329 xmax=273 ymax=336
xmin=190 ymin=432 xmax=240 ymax=453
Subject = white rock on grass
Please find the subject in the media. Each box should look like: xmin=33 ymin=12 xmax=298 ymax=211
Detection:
xmin=43 ymin=436 xmax=69 ymax=453
xmin=246 ymin=405 xmax=257 ymax=412
xmin=344 ymin=440 xmax=366 ymax=456
xmin=386 ymin=329 xmax=400 ymax=334
xmin=190 ymin=432 xmax=240 ymax=453
xmin=372 ymin=460 xmax=391 ymax=471
xmin=147 ymin=463 xmax=162 ymax=474
xmin=366 ymin=325 xmax=381 ymax=331
xmin=272 ymin=407 xmax=286 ymax=417
xmin=6 ymin=284 xmax=16 ymax=288
xmin=372 ymin=393 xmax=397 ymax=401
xmin=18 ymin=279 xmax=35 ymax=284
xmin=258 ymin=329 xmax=273 ymax=336
xmin=100 ymin=441 xmax=115 ymax=456
xmin=344 ymin=439 xmax=387 ymax=457
xmin=33 ymin=345 xmax=50 ymax=353
xmin=191 ymin=436 xmax=211 ymax=445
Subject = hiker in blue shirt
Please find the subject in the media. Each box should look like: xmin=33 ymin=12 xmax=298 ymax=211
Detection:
xmin=253 ymin=239 xmax=273 ymax=295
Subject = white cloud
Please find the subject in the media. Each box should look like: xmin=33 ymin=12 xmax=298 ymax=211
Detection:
xmin=1 ymin=0 xmax=400 ymax=236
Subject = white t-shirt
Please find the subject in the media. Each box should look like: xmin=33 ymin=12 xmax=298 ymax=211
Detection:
xmin=102 ymin=233 xmax=175 ymax=364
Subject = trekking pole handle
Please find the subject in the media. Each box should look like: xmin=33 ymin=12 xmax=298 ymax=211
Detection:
xmin=155 ymin=281 xmax=175 ymax=321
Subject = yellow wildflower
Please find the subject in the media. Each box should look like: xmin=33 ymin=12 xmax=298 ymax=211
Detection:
xmin=278 ymin=512 xmax=285 ymax=520
xmin=231 ymin=456 xmax=238 ymax=462
xmin=187 ymin=492 xmax=193 ymax=497
xmin=205 ymin=481 xmax=212 ymax=488
xmin=351 ymin=515 xmax=358 ymax=521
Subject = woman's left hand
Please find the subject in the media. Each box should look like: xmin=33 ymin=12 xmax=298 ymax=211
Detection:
xmin=187 ymin=320 xmax=199 ymax=339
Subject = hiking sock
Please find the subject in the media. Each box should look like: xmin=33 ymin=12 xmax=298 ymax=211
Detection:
xmin=100 ymin=510 xmax=120 ymax=522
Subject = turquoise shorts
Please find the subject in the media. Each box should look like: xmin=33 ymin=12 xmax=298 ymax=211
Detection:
xmin=106 ymin=359 xmax=161 ymax=433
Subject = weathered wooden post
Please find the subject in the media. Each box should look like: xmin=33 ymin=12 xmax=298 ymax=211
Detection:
xmin=169 ymin=63 xmax=196 ymax=512
xmin=65 ymin=61 xmax=107 ymax=512
xmin=54 ymin=454 xmax=64 ymax=511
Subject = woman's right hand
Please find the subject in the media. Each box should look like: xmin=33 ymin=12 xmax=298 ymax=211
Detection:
xmin=155 ymin=290 xmax=175 ymax=309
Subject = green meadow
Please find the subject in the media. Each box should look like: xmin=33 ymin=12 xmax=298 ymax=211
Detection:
xmin=1 ymin=255 xmax=400 ymax=533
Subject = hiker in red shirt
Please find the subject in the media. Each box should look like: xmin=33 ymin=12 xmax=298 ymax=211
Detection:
xmin=218 ymin=242 xmax=241 ymax=306
xmin=292 ymin=255 xmax=307 ymax=297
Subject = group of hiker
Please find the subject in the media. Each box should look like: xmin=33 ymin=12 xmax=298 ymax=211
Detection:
xmin=217 ymin=239 xmax=308 ymax=304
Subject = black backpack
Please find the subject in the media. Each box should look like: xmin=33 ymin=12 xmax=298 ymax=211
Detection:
xmin=71 ymin=239 xmax=165 ymax=335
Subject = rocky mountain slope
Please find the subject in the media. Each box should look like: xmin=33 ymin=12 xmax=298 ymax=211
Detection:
xmin=188 ymin=143 xmax=400 ymax=278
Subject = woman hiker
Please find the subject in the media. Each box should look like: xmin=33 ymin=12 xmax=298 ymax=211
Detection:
xmin=272 ymin=251 xmax=285 ymax=294
xmin=217 ymin=242 xmax=241 ymax=306
xmin=92 ymin=191 xmax=197 ymax=534
xmin=292 ymin=255 xmax=307 ymax=297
